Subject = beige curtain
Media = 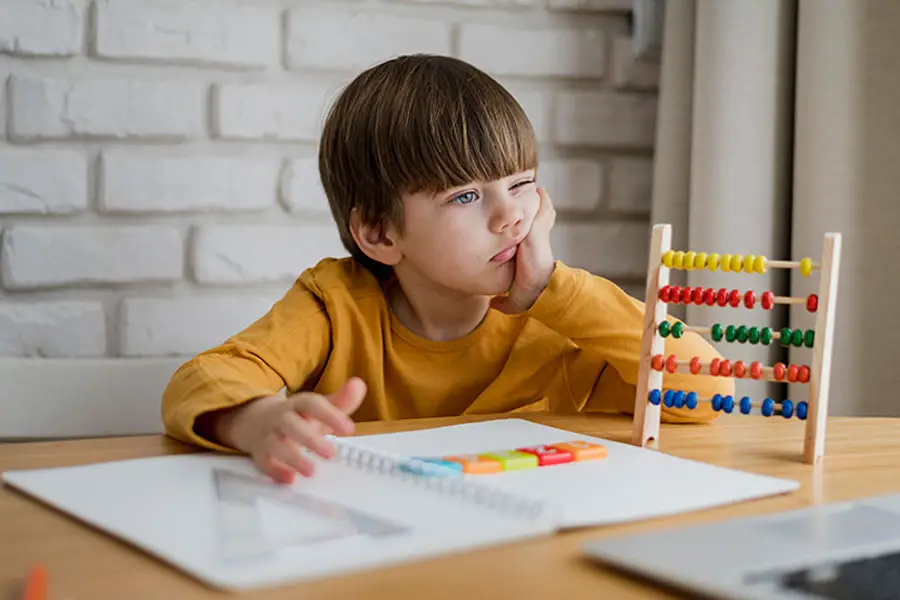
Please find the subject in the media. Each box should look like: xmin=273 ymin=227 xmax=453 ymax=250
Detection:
xmin=652 ymin=0 xmax=900 ymax=416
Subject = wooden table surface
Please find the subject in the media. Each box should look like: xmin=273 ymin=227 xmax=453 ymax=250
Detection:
xmin=3 ymin=412 xmax=900 ymax=599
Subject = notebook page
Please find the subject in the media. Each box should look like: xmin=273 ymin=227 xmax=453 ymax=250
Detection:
xmin=351 ymin=418 xmax=800 ymax=529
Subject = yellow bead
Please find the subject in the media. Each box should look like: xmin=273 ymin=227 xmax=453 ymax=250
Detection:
xmin=662 ymin=250 xmax=674 ymax=267
xmin=744 ymin=254 xmax=756 ymax=273
xmin=731 ymin=254 xmax=743 ymax=272
xmin=695 ymin=252 xmax=708 ymax=269
xmin=707 ymin=253 xmax=720 ymax=271
xmin=754 ymin=255 xmax=767 ymax=274
xmin=684 ymin=251 xmax=696 ymax=270
xmin=673 ymin=251 xmax=685 ymax=269
xmin=800 ymin=257 xmax=813 ymax=276
xmin=721 ymin=254 xmax=732 ymax=272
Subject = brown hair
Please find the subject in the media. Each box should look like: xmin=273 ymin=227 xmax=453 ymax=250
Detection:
xmin=318 ymin=54 xmax=538 ymax=279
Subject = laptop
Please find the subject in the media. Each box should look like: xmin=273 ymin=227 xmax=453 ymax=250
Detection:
xmin=582 ymin=492 xmax=900 ymax=600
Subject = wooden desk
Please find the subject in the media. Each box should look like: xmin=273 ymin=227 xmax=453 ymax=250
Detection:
xmin=3 ymin=413 xmax=900 ymax=599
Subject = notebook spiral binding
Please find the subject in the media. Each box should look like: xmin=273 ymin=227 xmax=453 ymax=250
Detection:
xmin=327 ymin=435 xmax=554 ymax=522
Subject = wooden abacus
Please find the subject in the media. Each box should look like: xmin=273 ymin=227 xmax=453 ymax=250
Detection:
xmin=632 ymin=224 xmax=842 ymax=464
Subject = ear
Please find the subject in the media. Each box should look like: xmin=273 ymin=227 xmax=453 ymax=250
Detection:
xmin=349 ymin=208 xmax=403 ymax=266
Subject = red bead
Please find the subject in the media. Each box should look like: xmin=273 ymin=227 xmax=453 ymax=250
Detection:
xmin=744 ymin=290 xmax=756 ymax=309
xmin=733 ymin=360 xmax=746 ymax=378
xmin=651 ymin=354 xmax=664 ymax=371
xmin=750 ymin=361 xmax=762 ymax=379
xmin=798 ymin=365 xmax=810 ymax=383
xmin=704 ymin=288 xmax=716 ymax=305
xmin=719 ymin=360 xmax=732 ymax=377
xmin=807 ymin=294 xmax=818 ymax=312
xmin=761 ymin=291 xmax=774 ymax=310
xmin=709 ymin=358 xmax=720 ymax=376
xmin=666 ymin=354 xmax=678 ymax=373
xmin=729 ymin=289 xmax=741 ymax=307
xmin=773 ymin=363 xmax=786 ymax=381
xmin=659 ymin=286 xmax=671 ymax=302
xmin=670 ymin=286 xmax=682 ymax=304
xmin=681 ymin=286 xmax=693 ymax=303
xmin=787 ymin=364 xmax=799 ymax=383
xmin=716 ymin=288 xmax=728 ymax=306
xmin=692 ymin=286 xmax=705 ymax=305
xmin=690 ymin=357 xmax=702 ymax=374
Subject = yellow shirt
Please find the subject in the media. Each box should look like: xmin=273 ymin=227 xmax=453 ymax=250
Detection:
xmin=162 ymin=258 xmax=734 ymax=451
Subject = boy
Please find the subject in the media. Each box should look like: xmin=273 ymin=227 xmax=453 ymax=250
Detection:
xmin=162 ymin=54 xmax=733 ymax=483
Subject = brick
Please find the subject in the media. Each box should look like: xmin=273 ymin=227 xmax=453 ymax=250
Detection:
xmin=0 ymin=301 xmax=106 ymax=357
xmin=191 ymin=225 xmax=347 ymax=284
xmin=0 ymin=0 xmax=83 ymax=56
xmin=95 ymin=0 xmax=278 ymax=69
xmin=612 ymin=36 xmax=660 ymax=90
xmin=609 ymin=158 xmax=653 ymax=212
xmin=1 ymin=226 xmax=183 ymax=289
xmin=101 ymin=152 xmax=279 ymax=213
xmin=120 ymin=295 xmax=283 ymax=356
xmin=537 ymin=159 xmax=603 ymax=211
xmin=554 ymin=91 xmax=657 ymax=148
xmin=286 ymin=7 xmax=452 ymax=71
xmin=213 ymin=82 xmax=337 ymax=141
xmin=9 ymin=75 xmax=203 ymax=141
xmin=459 ymin=24 xmax=605 ymax=78
xmin=395 ymin=0 xmax=534 ymax=5
xmin=550 ymin=221 xmax=649 ymax=277
xmin=498 ymin=82 xmax=550 ymax=141
xmin=0 ymin=150 xmax=87 ymax=214
xmin=547 ymin=0 xmax=632 ymax=10
xmin=280 ymin=158 xmax=331 ymax=214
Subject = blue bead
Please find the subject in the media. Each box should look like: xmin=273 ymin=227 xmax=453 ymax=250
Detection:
xmin=673 ymin=390 xmax=685 ymax=408
xmin=723 ymin=395 xmax=734 ymax=414
xmin=762 ymin=398 xmax=774 ymax=417
xmin=711 ymin=394 xmax=722 ymax=411
xmin=686 ymin=392 xmax=698 ymax=409
xmin=649 ymin=389 xmax=661 ymax=405
xmin=797 ymin=401 xmax=808 ymax=420
xmin=663 ymin=390 xmax=674 ymax=407
xmin=782 ymin=399 xmax=794 ymax=419
xmin=740 ymin=396 xmax=752 ymax=414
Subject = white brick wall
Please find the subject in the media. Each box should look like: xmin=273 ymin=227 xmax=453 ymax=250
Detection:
xmin=0 ymin=0 xmax=658 ymax=357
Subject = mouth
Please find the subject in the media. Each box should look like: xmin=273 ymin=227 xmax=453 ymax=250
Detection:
xmin=490 ymin=241 xmax=520 ymax=263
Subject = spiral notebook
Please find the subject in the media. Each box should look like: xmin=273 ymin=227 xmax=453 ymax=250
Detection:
xmin=1 ymin=418 xmax=799 ymax=590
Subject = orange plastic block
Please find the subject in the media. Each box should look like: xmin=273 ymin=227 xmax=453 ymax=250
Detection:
xmin=443 ymin=454 xmax=502 ymax=474
xmin=549 ymin=440 xmax=607 ymax=461
xmin=481 ymin=450 xmax=539 ymax=471
xmin=516 ymin=445 xmax=575 ymax=466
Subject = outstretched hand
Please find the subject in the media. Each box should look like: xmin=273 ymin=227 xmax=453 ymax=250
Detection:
xmin=491 ymin=186 xmax=556 ymax=314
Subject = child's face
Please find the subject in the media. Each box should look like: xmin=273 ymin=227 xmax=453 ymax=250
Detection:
xmin=393 ymin=169 xmax=540 ymax=296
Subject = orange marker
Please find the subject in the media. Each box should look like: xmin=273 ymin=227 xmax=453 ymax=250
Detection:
xmin=23 ymin=564 xmax=46 ymax=600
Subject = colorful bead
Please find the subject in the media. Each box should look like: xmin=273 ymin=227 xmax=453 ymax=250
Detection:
xmin=690 ymin=357 xmax=702 ymax=375
xmin=761 ymin=291 xmax=774 ymax=310
xmin=550 ymin=441 xmax=607 ymax=461
xmin=719 ymin=359 xmax=732 ymax=377
xmin=730 ymin=255 xmax=743 ymax=272
xmin=673 ymin=251 xmax=685 ymax=269
xmin=481 ymin=450 xmax=539 ymax=471
xmin=658 ymin=286 xmax=671 ymax=302
xmin=721 ymin=254 xmax=732 ymax=272
xmin=659 ymin=321 xmax=670 ymax=337
xmin=791 ymin=329 xmax=804 ymax=347
xmin=778 ymin=328 xmax=790 ymax=346
xmin=762 ymin=398 xmax=775 ymax=417
xmin=695 ymin=252 xmax=708 ymax=269
xmin=740 ymin=396 xmax=752 ymax=414
xmin=651 ymin=354 xmax=664 ymax=370
xmin=672 ymin=322 xmax=684 ymax=338
xmin=517 ymin=445 xmax=575 ymax=466
xmin=673 ymin=390 xmax=685 ymax=408
xmin=750 ymin=361 xmax=762 ymax=379
xmin=692 ymin=286 xmax=705 ymax=304
xmin=663 ymin=390 xmax=674 ymax=407
xmin=749 ymin=327 xmax=760 ymax=344
xmin=773 ymin=363 xmax=786 ymax=381
xmin=743 ymin=255 xmax=756 ymax=274
xmin=787 ymin=364 xmax=799 ymax=383
xmin=649 ymin=389 xmax=661 ymax=405
xmin=754 ymin=255 xmax=767 ymax=274
xmin=804 ymin=329 xmax=815 ymax=348
xmin=729 ymin=289 xmax=741 ymax=307
xmin=744 ymin=290 xmax=756 ymax=309
xmin=761 ymin=327 xmax=773 ymax=345
xmin=723 ymin=395 xmax=735 ymax=413
xmin=684 ymin=251 xmax=696 ymax=269
xmin=711 ymin=323 xmax=723 ymax=342
xmin=709 ymin=358 xmax=720 ymax=376
xmin=733 ymin=360 xmax=746 ymax=378
xmin=797 ymin=401 xmax=808 ymax=420
xmin=704 ymin=287 xmax=716 ymax=305
xmin=726 ymin=325 xmax=736 ymax=342
xmin=800 ymin=257 xmax=813 ymax=276
xmin=712 ymin=394 xmax=723 ymax=411
xmin=736 ymin=326 xmax=749 ymax=343
xmin=669 ymin=286 xmax=681 ymax=302
xmin=708 ymin=253 xmax=720 ymax=271
xmin=662 ymin=250 xmax=675 ymax=267
xmin=717 ymin=288 xmax=728 ymax=306
xmin=666 ymin=354 xmax=678 ymax=373
xmin=807 ymin=294 xmax=818 ymax=312
xmin=798 ymin=365 xmax=810 ymax=383
xmin=681 ymin=286 xmax=693 ymax=303
xmin=686 ymin=392 xmax=698 ymax=409
xmin=781 ymin=400 xmax=794 ymax=419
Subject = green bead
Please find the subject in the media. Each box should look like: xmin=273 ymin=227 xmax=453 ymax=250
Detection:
xmin=659 ymin=322 xmax=670 ymax=337
xmin=672 ymin=322 xmax=684 ymax=338
xmin=780 ymin=327 xmax=793 ymax=347
xmin=711 ymin=323 xmax=723 ymax=342
xmin=761 ymin=327 xmax=772 ymax=345
xmin=791 ymin=328 xmax=804 ymax=347
xmin=726 ymin=325 xmax=736 ymax=342
xmin=804 ymin=329 xmax=815 ymax=348
xmin=736 ymin=326 xmax=749 ymax=343
xmin=748 ymin=327 xmax=760 ymax=344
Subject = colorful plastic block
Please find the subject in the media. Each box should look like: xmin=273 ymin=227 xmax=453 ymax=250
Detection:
xmin=516 ymin=445 xmax=575 ymax=466
xmin=480 ymin=450 xmax=539 ymax=471
xmin=442 ymin=454 xmax=502 ymax=474
xmin=549 ymin=440 xmax=607 ymax=461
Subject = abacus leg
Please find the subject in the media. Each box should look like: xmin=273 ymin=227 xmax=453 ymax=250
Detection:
xmin=633 ymin=224 xmax=671 ymax=448
xmin=803 ymin=233 xmax=841 ymax=464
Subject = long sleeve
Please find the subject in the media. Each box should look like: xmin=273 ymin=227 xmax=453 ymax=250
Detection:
xmin=161 ymin=280 xmax=333 ymax=451
xmin=525 ymin=262 xmax=734 ymax=423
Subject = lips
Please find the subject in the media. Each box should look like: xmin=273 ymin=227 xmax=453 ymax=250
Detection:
xmin=491 ymin=242 xmax=518 ymax=263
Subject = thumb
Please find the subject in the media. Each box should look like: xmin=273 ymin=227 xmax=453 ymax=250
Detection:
xmin=327 ymin=377 xmax=367 ymax=415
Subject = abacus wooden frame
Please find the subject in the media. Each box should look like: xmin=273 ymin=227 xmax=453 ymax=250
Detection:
xmin=631 ymin=223 xmax=842 ymax=465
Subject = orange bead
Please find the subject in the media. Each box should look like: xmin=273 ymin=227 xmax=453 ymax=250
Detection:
xmin=443 ymin=454 xmax=502 ymax=474
xmin=750 ymin=361 xmax=762 ymax=379
xmin=666 ymin=354 xmax=678 ymax=373
xmin=798 ymin=365 xmax=811 ymax=383
xmin=773 ymin=363 xmax=786 ymax=381
xmin=690 ymin=357 xmax=702 ymax=374
xmin=709 ymin=358 xmax=720 ymax=376
xmin=651 ymin=354 xmax=664 ymax=371
xmin=733 ymin=360 xmax=746 ymax=378
xmin=719 ymin=359 xmax=732 ymax=377
xmin=550 ymin=440 xmax=607 ymax=461
xmin=787 ymin=364 xmax=799 ymax=383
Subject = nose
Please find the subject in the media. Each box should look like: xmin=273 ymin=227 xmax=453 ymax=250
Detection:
xmin=489 ymin=194 xmax=524 ymax=235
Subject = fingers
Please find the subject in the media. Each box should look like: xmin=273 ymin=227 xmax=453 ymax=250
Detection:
xmin=536 ymin=187 xmax=556 ymax=229
xmin=263 ymin=433 xmax=317 ymax=478
xmin=292 ymin=391 xmax=356 ymax=436
xmin=252 ymin=451 xmax=300 ymax=484
xmin=277 ymin=406 xmax=337 ymax=459
xmin=327 ymin=377 xmax=367 ymax=417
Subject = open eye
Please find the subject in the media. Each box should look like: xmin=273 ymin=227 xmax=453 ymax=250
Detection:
xmin=451 ymin=191 xmax=479 ymax=205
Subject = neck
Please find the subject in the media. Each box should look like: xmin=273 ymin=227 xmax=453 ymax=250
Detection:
xmin=387 ymin=272 xmax=490 ymax=342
